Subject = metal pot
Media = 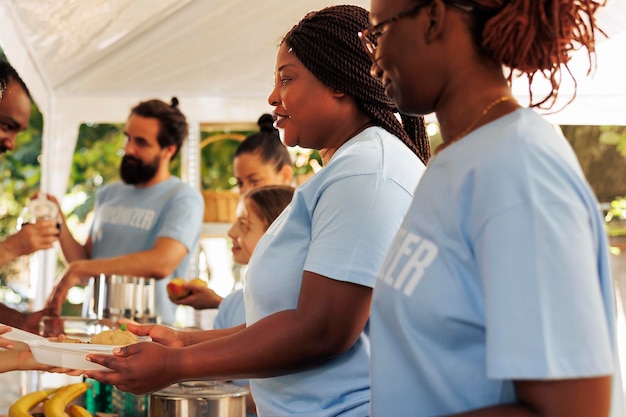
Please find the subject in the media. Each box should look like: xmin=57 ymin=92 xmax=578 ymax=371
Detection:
xmin=149 ymin=381 xmax=248 ymax=417
xmin=82 ymin=274 xmax=159 ymax=323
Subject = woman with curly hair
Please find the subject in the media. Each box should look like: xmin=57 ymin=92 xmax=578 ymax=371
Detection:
xmin=363 ymin=0 xmax=623 ymax=416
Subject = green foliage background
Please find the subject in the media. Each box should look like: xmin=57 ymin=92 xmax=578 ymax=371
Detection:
xmin=1 ymin=42 xmax=623 ymax=300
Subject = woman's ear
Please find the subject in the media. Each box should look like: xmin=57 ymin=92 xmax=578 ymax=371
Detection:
xmin=425 ymin=0 xmax=447 ymax=43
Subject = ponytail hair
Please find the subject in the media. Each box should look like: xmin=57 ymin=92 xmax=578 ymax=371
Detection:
xmin=235 ymin=113 xmax=293 ymax=173
xmin=463 ymin=0 xmax=605 ymax=109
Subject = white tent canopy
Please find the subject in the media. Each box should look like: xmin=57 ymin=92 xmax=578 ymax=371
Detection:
xmin=0 ymin=0 xmax=378 ymax=198
xmin=0 ymin=0 xmax=625 ymax=194
xmin=0 ymin=0 xmax=625 ymax=305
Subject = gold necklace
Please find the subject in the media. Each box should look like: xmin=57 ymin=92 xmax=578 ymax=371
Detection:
xmin=435 ymin=96 xmax=516 ymax=154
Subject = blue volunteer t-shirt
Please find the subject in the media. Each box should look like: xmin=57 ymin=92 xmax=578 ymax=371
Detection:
xmin=244 ymin=126 xmax=425 ymax=417
xmin=90 ymin=177 xmax=203 ymax=325
xmin=371 ymin=108 xmax=624 ymax=417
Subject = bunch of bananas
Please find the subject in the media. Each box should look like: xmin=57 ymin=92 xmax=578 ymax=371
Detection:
xmin=8 ymin=382 xmax=92 ymax=417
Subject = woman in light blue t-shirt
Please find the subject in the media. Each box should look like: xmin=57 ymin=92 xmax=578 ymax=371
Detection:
xmin=85 ymin=5 xmax=430 ymax=417
xmin=364 ymin=0 xmax=623 ymax=416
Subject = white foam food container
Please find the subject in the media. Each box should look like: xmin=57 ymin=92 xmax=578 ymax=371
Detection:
xmin=0 ymin=323 xmax=143 ymax=372
xmin=28 ymin=339 xmax=115 ymax=371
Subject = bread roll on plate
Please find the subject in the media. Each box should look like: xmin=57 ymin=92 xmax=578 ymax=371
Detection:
xmin=90 ymin=329 xmax=138 ymax=346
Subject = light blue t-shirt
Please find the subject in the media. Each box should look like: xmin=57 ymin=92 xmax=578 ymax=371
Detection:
xmin=214 ymin=289 xmax=256 ymax=417
xmin=244 ymin=126 xmax=424 ymax=417
xmin=214 ymin=289 xmax=246 ymax=330
xmin=371 ymin=108 xmax=624 ymax=417
xmin=90 ymin=177 xmax=204 ymax=325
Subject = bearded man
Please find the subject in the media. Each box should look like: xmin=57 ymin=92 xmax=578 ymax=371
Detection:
xmin=46 ymin=98 xmax=203 ymax=325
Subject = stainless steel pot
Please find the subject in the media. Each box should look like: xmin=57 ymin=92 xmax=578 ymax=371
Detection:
xmin=149 ymin=381 xmax=248 ymax=417
xmin=82 ymin=274 xmax=159 ymax=323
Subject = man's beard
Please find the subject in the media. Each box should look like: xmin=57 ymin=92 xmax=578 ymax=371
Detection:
xmin=120 ymin=154 xmax=159 ymax=185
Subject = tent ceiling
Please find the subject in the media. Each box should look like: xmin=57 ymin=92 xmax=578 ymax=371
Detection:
xmin=0 ymin=0 xmax=625 ymax=125
xmin=1 ymin=0 xmax=372 ymax=123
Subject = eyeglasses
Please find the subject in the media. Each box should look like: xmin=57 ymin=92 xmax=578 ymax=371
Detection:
xmin=358 ymin=1 xmax=474 ymax=59
xmin=358 ymin=2 xmax=425 ymax=58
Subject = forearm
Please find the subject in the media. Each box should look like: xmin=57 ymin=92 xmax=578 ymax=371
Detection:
xmin=181 ymin=324 xmax=245 ymax=346
xmin=175 ymin=310 xmax=335 ymax=381
xmin=57 ymin=219 xmax=89 ymax=262
xmin=446 ymin=376 xmax=612 ymax=417
xmin=81 ymin=250 xmax=178 ymax=280
xmin=0 ymin=239 xmax=19 ymax=267
xmin=82 ymin=237 xmax=187 ymax=280
xmin=0 ymin=304 xmax=26 ymax=328
xmin=0 ymin=350 xmax=22 ymax=372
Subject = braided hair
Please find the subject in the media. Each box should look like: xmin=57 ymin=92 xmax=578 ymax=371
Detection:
xmin=283 ymin=5 xmax=430 ymax=164
xmin=130 ymin=97 xmax=188 ymax=158
xmin=447 ymin=0 xmax=605 ymax=109
xmin=235 ymin=113 xmax=292 ymax=174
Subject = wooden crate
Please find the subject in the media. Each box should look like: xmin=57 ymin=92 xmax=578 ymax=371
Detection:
xmin=202 ymin=190 xmax=240 ymax=223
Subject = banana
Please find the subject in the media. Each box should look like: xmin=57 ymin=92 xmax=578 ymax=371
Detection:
xmin=67 ymin=405 xmax=93 ymax=417
xmin=8 ymin=388 xmax=58 ymax=417
xmin=43 ymin=382 xmax=89 ymax=417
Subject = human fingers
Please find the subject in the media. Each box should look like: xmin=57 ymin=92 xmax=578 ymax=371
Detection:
xmin=0 ymin=335 xmax=15 ymax=350
xmin=85 ymin=344 xmax=147 ymax=385
xmin=34 ymin=220 xmax=61 ymax=237
xmin=122 ymin=322 xmax=154 ymax=337
xmin=85 ymin=342 xmax=173 ymax=395
xmin=45 ymin=367 xmax=84 ymax=376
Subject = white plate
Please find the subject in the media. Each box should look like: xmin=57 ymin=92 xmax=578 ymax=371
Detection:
xmin=1 ymin=322 xmax=146 ymax=371
xmin=28 ymin=339 xmax=115 ymax=371
xmin=0 ymin=325 xmax=43 ymax=344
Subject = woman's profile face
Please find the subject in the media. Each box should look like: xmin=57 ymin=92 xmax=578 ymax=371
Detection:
xmin=227 ymin=200 xmax=268 ymax=265
xmin=234 ymin=151 xmax=291 ymax=195
xmin=267 ymin=42 xmax=340 ymax=150
xmin=369 ymin=0 xmax=441 ymax=115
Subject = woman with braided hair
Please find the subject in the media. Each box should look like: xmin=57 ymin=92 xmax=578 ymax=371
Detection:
xmin=85 ymin=5 xmax=429 ymax=416
xmin=363 ymin=0 xmax=623 ymax=416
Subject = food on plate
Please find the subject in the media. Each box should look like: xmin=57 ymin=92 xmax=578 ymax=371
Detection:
xmin=90 ymin=328 xmax=138 ymax=346
xmin=49 ymin=326 xmax=138 ymax=346
xmin=48 ymin=334 xmax=85 ymax=344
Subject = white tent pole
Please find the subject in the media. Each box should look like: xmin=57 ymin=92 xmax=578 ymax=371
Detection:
xmin=34 ymin=98 xmax=81 ymax=310
xmin=181 ymin=121 xmax=202 ymax=278
xmin=182 ymin=121 xmax=201 ymax=191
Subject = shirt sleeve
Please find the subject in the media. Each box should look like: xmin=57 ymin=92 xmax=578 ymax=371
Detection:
xmin=475 ymin=200 xmax=614 ymax=379
xmin=156 ymin=185 xmax=204 ymax=251
xmin=304 ymin=174 xmax=413 ymax=287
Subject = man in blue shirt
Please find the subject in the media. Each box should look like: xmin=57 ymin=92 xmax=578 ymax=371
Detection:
xmin=46 ymin=98 xmax=203 ymax=325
